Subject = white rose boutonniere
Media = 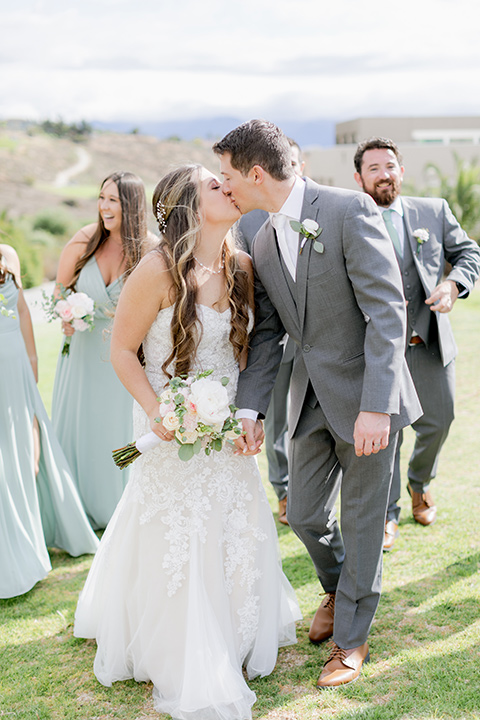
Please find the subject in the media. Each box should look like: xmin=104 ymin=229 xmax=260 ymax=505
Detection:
xmin=413 ymin=228 xmax=429 ymax=255
xmin=290 ymin=219 xmax=324 ymax=254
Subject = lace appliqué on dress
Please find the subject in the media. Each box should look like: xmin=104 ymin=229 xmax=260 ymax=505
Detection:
xmin=129 ymin=305 xmax=267 ymax=653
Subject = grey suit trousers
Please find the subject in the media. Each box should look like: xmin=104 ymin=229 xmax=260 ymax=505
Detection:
xmin=264 ymin=354 xmax=293 ymax=500
xmin=287 ymin=387 xmax=396 ymax=648
xmin=387 ymin=339 xmax=455 ymax=522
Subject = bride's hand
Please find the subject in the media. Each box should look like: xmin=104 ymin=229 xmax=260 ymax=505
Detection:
xmin=149 ymin=411 xmax=175 ymax=442
xmin=234 ymin=418 xmax=264 ymax=456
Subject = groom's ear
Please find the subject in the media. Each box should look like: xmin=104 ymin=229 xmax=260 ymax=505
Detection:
xmin=250 ymin=165 xmax=265 ymax=185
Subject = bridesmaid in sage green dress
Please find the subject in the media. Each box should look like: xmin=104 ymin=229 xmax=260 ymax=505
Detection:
xmin=52 ymin=172 xmax=157 ymax=530
xmin=0 ymin=244 xmax=98 ymax=599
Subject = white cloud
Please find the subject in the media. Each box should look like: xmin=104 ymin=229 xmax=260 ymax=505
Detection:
xmin=1 ymin=0 xmax=480 ymax=123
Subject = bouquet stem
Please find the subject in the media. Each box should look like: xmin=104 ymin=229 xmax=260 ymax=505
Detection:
xmin=112 ymin=442 xmax=141 ymax=469
xmin=61 ymin=337 xmax=72 ymax=356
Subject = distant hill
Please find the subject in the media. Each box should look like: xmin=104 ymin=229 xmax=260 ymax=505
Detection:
xmin=92 ymin=117 xmax=336 ymax=148
xmin=0 ymin=126 xmax=222 ymax=225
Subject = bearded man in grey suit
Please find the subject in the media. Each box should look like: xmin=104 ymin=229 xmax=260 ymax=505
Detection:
xmin=354 ymin=137 xmax=480 ymax=551
xmin=213 ymin=120 xmax=422 ymax=688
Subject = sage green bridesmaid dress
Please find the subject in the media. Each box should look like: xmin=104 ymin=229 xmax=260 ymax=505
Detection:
xmin=0 ymin=277 xmax=99 ymax=599
xmin=52 ymin=256 xmax=133 ymax=530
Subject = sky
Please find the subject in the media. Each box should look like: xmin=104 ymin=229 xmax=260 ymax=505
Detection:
xmin=1 ymin=0 xmax=479 ymax=128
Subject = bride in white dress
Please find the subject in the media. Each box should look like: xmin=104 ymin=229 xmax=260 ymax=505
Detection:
xmin=74 ymin=164 xmax=301 ymax=720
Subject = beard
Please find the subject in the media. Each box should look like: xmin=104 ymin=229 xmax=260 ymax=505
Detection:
xmin=362 ymin=178 xmax=401 ymax=207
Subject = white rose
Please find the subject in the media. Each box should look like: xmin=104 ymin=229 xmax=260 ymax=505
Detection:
xmin=176 ymin=428 xmax=199 ymax=444
xmin=414 ymin=228 xmax=429 ymax=242
xmin=190 ymin=378 xmax=230 ymax=426
xmin=68 ymin=292 xmax=94 ymax=318
xmin=302 ymin=218 xmax=319 ymax=234
xmin=162 ymin=411 xmax=180 ymax=431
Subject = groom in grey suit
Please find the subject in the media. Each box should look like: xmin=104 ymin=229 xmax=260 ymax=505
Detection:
xmin=354 ymin=137 xmax=480 ymax=550
xmin=213 ymin=120 xmax=422 ymax=688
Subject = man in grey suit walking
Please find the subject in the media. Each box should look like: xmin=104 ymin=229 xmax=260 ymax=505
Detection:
xmin=354 ymin=137 xmax=480 ymax=551
xmin=213 ymin=120 xmax=421 ymax=688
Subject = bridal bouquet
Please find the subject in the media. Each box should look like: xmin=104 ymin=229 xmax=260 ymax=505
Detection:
xmin=42 ymin=286 xmax=95 ymax=356
xmin=112 ymin=370 xmax=242 ymax=466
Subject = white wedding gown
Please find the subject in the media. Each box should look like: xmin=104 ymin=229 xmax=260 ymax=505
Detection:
xmin=74 ymin=305 xmax=301 ymax=720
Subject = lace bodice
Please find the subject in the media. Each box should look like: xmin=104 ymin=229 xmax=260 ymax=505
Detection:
xmin=142 ymin=304 xmax=240 ymax=401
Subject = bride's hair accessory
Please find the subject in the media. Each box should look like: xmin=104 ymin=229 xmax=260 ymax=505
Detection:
xmin=156 ymin=200 xmax=168 ymax=232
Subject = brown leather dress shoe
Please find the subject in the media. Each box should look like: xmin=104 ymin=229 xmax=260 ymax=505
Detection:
xmin=308 ymin=592 xmax=335 ymax=644
xmin=383 ymin=520 xmax=399 ymax=551
xmin=278 ymin=496 xmax=289 ymax=525
xmin=408 ymin=483 xmax=437 ymax=525
xmin=317 ymin=641 xmax=370 ymax=688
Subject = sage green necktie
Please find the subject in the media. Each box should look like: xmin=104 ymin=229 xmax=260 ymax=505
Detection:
xmin=382 ymin=209 xmax=402 ymax=257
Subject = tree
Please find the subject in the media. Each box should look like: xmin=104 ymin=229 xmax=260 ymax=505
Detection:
xmin=424 ymin=153 xmax=480 ymax=241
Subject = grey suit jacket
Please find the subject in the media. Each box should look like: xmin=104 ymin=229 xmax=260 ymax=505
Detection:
xmin=401 ymin=196 xmax=480 ymax=367
xmin=236 ymin=179 xmax=422 ymax=444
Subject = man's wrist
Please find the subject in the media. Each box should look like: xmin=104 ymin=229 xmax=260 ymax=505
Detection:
xmin=235 ymin=408 xmax=259 ymax=422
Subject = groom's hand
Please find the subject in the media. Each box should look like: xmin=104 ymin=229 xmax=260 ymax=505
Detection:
xmin=353 ymin=411 xmax=390 ymax=457
xmin=234 ymin=418 xmax=264 ymax=455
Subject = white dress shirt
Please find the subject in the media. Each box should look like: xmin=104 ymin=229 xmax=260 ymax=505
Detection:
xmin=270 ymin=175 xmax=306 ymax=279
xmin=237 ymin=176 xmax=306 ymax=423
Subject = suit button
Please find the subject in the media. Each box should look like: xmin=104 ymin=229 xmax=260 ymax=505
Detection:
xmin=303 ymin=344 xmax=311 ymax=353
xmin=406 ymin=284 xmax=411 ymax=289
xmin=404 ymin=271 xmax=409 ymax=276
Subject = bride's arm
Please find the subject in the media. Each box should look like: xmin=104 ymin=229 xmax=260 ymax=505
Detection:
xmin=111 ymin=251 xmax=174 ymax=438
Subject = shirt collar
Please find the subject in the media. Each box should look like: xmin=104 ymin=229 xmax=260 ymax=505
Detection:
xmin=270 ymin=175 xmax=306 ymax=223
xmin=385 ymin=196 xmax=404 ymax=217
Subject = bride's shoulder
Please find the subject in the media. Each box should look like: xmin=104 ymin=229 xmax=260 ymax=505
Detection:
xmin=125 ymin=248 xmax=172 ymax=300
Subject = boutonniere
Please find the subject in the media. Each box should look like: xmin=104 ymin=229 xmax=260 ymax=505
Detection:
xmin=290 ymin=219 xmax=324 ymax=254
xmin=413 ymin=228 xmax=429 ymax=255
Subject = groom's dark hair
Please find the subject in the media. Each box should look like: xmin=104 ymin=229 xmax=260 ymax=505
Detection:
xmin=213 ymin=119 xmax=294 ymax=181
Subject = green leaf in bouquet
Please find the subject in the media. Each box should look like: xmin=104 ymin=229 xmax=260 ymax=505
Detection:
xmin=213 ymin=438 xmax=223 ymax=452
xmin=289 ymin=220 xmax=302 ymax=233
xmin=221 ymin=377 xmax=229 ymax=386
xmin=193 ymin=438 xmax=202 ymax=454
xmin=178 ymin=443 xmax=195 ymax=462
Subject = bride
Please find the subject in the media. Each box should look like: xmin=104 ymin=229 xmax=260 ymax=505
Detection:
xmin=74 ymin=164 xmax=301 ymax=720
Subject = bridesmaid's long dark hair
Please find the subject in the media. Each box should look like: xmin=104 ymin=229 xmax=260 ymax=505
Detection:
xmin=68 ymin=171 xmax=149 ymax=291
xmin=152 ymin=165 xmax=251 ymax=379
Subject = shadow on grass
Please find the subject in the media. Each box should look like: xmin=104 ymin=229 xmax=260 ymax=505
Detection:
xmin=249 ymin=552 xmax=480 ymax=718
xmin=0 ymin=550 xmax=92 ymax=623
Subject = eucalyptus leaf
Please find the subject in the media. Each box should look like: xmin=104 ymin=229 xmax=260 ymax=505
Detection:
xmin=289 ymin=220 xmax=302 ymax=232
xmin=178 ymin=443 xmax=195 ymax=462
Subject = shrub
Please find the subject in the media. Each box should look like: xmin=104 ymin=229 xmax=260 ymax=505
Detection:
xmin=0 ymin=211 xmax=43 ymax=288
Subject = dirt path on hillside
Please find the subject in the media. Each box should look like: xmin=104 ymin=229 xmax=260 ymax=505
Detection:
xmin=54 ymin=147 xmax=91 ymax=187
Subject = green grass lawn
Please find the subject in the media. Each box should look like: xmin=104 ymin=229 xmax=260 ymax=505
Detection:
xmin=1 ymin=290 xmax=479 ymax=719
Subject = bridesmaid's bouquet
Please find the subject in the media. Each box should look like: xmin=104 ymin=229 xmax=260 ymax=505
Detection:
xmin=42 ymin=286 xmax=95 ymax=356
xmin=112 ymin=370 xmax=242 ymax=466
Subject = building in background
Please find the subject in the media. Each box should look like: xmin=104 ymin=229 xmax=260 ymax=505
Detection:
xmin=305 ymin=116 xmax=480 ymax=193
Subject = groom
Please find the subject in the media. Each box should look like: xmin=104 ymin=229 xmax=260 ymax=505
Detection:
xmin=213 ymin=120 xmax=421 ymax=688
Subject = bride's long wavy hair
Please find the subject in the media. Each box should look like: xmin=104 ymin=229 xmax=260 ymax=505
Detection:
xmin=152 ymin=164 xmax=251 ymax=379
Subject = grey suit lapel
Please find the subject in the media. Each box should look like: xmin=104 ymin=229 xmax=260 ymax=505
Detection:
xmin=258 ymin=223 xmax=300 ymax=329
xmin=402 ymin=198 xmax=433 ymax=293
xmin=296 ymin=179 xmax=321 ymax=329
